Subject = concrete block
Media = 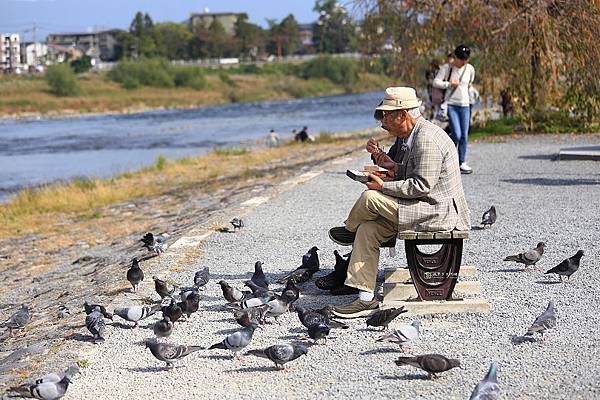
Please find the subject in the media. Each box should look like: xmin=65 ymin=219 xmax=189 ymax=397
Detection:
xmin=383 ymin=280 xmax=482 ymax=301
xmin=380 ymin=298 xmax=490 ymax=315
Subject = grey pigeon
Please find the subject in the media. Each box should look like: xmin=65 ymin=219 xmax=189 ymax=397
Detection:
xmin=251 ymin=261 xmax=270 ymax=289
xmin=295 ymin=305 xmax=348 ymax=329
xmin=162 ymin=298 xmax=183 ymax=323
xmin=85 ymin=307 xmax=106 ymax=344
xmin=145 ymin=339 xmax=204 ymax=369
xmin=470 ymin=362 xmax=501 ymax=400
xmin=247 ymin=343 xmax=308 ymax=370
xmin=366 ymin=306 xmax=408 ymax=330
xmin=57 ymin=305 xmax=71 ymax=319
xmin=180 ymin=290 xmax=200 ymax=318
xmin=141 ymin=232 xmax=169 ymax=254
xmin=244 ymin=280 xmax=273 ymax=297
xmin=283 ymin=279 xmax=301 ymax=305
xmin=22 ymin=375 xmax=71 ymax=399
xmin=1 ymin=304 xmax=31 ymax=335
xmin=113 ymin=304 xmax=160 ymax=328
xmin=265 ymin=293 xmax=295 ymax=321
xmin=34 ymin=365 xmax=79 ymax=385
xmin=481 ymin=206 xmax=497 ymax=228
xmin=234 ymin=304 xmax=269 ymax=327
xmin=377 ymin=320 xmax=421 ymax=351
xmin=230 ymin=217 xmax=244 ymax=231
xmin=503 ymin=242 xmax=546 ymax=270
xmin=153 ymin=276 xmax=176 ymax=298
xmin=277 ymin=246 xmax=320 ymax=284
xmin=545 ymin=250 xmax=584 ymax=282
xmin=153 ymin=316 xmax=173 ymax=340
xmin=395 ymin=354 xmax=461 ymax=379
xmin=126 ymin=257 xmax=144 ymax=293
xmin=525 ymin=301 xmax=556 ymax=341
xmin=218 ymin=280 xmax=250 ymax=303
xmin=83 ymin=301 xmax=112 ymax=320
xmin=208 ymin=323 xmax=258 ymax=359
xmin=194 ymin=267 xmax=210 ymax=289
xmin=308 ymin=323 xmax=330 ymax=344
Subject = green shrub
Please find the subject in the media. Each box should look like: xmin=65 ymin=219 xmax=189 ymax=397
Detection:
xmin=45 ymin=64 xmax=80 ymax=96
xmin=218 ymin=71 xmax=237 ymax=87
xmin=70 ymin=55 xmax=93 ymax=74
xmin=172 ymin=66 xmax=207 ymax=90
xmin=154 ymin=155 xmax=167 ymax=170
xmin=108 ymin=59 xmax=174 ymax=88
xmin=297 ymin=56 xmax=359 ymax=86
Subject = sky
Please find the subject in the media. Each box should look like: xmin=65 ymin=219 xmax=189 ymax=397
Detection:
xmin=0 ymin=0 xmax=321 ymax=42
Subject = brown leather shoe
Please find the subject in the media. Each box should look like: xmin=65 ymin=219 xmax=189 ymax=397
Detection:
xmin=330 ymin=285 xmax=359 ymax=296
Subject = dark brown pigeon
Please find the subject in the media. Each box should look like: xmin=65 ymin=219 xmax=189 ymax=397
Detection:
xmin=395 ymin=354 xmax=461 ymax=379
xmin=366 ymin=306 xmax=408 ymax=330
xmin=481 ymin=205 xmax=497 ymax=228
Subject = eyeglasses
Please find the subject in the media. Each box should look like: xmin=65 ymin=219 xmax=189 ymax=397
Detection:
xmin=382 ymin=110 xmax=402 ymax=119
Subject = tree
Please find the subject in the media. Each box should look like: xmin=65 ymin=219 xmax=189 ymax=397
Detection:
xmin=155 ymin=22 xmax=193 ymax=60
xmin=119 ymin=11 xmax=159 ymax=59
xmin=234 ymin=13 xmax=265 ymax=60
xmin=267 ymin=14 xmax=301 ymax=57
xmin=207 ymin=19 xmax=234 ymax=58
xmin=46 ymin=64 xmax=80 ymax=96
xmin=355 ymin=0 xmax=600 ymax=125
xmin=313 ymin=0 xmax=357 ymax=53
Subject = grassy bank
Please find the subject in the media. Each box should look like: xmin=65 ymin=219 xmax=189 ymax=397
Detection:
xmin=0 ymin=68 xmax=390 ymax=117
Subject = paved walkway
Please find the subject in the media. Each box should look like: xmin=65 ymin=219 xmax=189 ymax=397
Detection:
xmin=52 ymin=133 xmax=600 ymax=399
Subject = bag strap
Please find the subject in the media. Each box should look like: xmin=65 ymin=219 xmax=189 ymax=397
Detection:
xmin=446 ymin=65 xmax=468 ymax=99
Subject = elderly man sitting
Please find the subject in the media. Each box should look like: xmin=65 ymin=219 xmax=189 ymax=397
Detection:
xmin=328 ymin=87 xmax=471 ymax=318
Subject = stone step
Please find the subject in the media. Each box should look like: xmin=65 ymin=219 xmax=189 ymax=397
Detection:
xmin=383 ymin=280 xmax=482 ymax=301
xmin=380 ymin=298 xmax=490 ymax=315
xmin=384 ymin=265 xmax=478 ymax=283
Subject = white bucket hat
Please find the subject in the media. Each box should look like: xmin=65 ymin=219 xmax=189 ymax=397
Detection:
xmin=374 ymin=87 xmax=422 ymax=119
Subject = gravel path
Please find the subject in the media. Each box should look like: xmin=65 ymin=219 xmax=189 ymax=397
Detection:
xmin=60 ymin=133 xmax=600 ymax=400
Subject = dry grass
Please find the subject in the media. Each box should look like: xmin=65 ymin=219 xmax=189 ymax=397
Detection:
xmin=0 ymin=131 xmax=385 ymax=241
xmin=0 ymin=72 xmax=387 ymax=117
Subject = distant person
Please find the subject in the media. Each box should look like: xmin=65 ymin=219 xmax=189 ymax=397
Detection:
xmin=433 ymin=45 xmax=475 ymax=174
xmin=500 ymin=88 xmax=514 ymax=117
xmin=266 ymin=129 xmax=280 ymax=147
xmin=295 ymin=126 xmax=310 ymax=142
xmin=469 ymin=85 xmax=481 ymax=123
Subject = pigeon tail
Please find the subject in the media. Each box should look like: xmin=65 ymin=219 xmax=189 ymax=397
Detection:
xmin=209 ymin=342 xmax=227 ymax=350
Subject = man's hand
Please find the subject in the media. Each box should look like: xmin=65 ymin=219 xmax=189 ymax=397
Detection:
xmin=366 ymin=138 xmax=380 ymax=154
xmin=373 ymin=152 xmax=396 ymax=170
xmin=365 ymin=173 xmax=384 ymax=190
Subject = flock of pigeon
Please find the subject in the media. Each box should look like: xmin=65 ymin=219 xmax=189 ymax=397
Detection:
xmin=0 ymin=204 xmax=586 ymax=399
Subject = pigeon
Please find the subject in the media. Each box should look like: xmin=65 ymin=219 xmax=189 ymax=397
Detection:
xmin=481 ymin=206 xmax=497 ymax=228
xmin=153 ymin=276 xmax=176 ymax=298
xmin=308 ymin=323 xmax=331 ymax=344
xmin=218 ymin=280 xmax=250 ymax=303
xmin=244 ymin=280 xmax=273 ymax=298
xmin=180 ymin=290 xmax=200 ymax=318
xmin=295 ymin=305 xmax=348 ymax=329
xmin=113 ymin=304 xmax=160 ymax=328
xmin=33 ymin=365 xmax=79 ymax=385
xmin=230 ymin=217 xmax=244 ymax=231
xmin=366 ymin=306 xmax=408 ymax=330
xmin=376 ymin=320 xmax=421 ymax=351
xmin=126 ymin=257 xmax=144 ymax=293
xmin=208 ymin=323 xmax=258 ymax=359
xmin=1 ymin=304 xmax=31 ymax=335
xmin=85 ymin=306 xmax=106 ymax=344
xmin=83 ymin=301 xmax=112 ymax=320
xmin=193 ymin=267 xmax=210 ymax=289
xmin=503 ymin=242 xmax=546 ymax=270
xmin=470 ymin=362 xmax=501 ymax=400
xmin=395 ymin=354 xmax=461 ymax=380
xmin=20 ymin=375 xmax=71 ymax=400
xmin=162 ymin=298 xmax=183 ymax=323
xmin=283 ymin=279 xmax=301 ymax=305
xmin=265 ymin=293 xmax=295 ymax=321
xmin=234 ymin=304 xmax=269 ymax=327
xmin=247 ymin=343 xmax=308 ymax=370
xmin=277 ymin=246 xmax=320 ymax=284
xmin=145 ymin=339 xmax=204 ymax=369
xmin=57 ymin=305 xmax=71 ymax=319
xmin=525 ymin=301 xmax=556 ymax=341
xmin=153 ymin=316 xmax=173 ymax=340
xmin=251 ymin=261 xmax=270 ymax=289
xmin=141 ymin=232 xmax=169 ymax=254
xmin=545 ymin=250 xmax=584 ymax=282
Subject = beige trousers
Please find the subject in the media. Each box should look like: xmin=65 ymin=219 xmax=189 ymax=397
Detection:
xmin=344 ymin=190 xmax=399 ymax=293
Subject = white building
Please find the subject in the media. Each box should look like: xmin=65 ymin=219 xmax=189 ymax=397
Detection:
xmin=21 ymin=42 xmax=48 ymax=67
xmin=0 ymin=33 xmax=21 ymax=72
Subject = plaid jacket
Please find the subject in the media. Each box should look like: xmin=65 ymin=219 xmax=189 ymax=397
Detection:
xmin=381 ymin=118 xmax=471 ymax=231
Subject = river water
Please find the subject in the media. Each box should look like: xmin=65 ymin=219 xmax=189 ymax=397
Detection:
xmin=0 ymin=91 xmax=385 ymax=200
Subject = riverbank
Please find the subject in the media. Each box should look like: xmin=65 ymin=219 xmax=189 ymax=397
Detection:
xmin=0 ymin=71 xmax=389 ymax=119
